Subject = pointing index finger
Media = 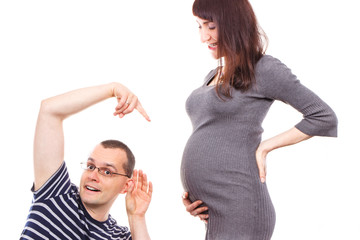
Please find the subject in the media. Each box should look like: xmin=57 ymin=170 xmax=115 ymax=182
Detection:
xmin=136 ymin=101 xmax=151 ymax=122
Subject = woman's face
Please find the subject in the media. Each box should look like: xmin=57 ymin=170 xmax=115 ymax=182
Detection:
xmin=196 ymin=16 xmax=219 ymax=59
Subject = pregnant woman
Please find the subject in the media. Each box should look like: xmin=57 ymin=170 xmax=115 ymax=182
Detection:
xmin=180 ymin=0 xmax=338 ymax=239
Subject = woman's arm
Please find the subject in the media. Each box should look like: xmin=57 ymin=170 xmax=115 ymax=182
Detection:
xmin=255 ymin=55 xmax=338 ymax=183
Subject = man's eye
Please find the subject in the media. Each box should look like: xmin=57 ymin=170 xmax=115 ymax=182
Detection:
xmin=88 ymin=165 xmax=96 ymax=170
xmin=103 ymin=169 xmax=112 ymax=175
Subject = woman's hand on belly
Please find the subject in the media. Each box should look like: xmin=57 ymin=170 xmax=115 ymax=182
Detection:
xmin=182 ymin=192 xmax=209 ymax=223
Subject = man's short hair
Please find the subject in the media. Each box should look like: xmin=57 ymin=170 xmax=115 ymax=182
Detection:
xmin=100 ymin=140 xmax=135 ymax=177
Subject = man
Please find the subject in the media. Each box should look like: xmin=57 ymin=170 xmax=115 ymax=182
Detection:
xmin=21 ymin=82 xmax=152 ymax=239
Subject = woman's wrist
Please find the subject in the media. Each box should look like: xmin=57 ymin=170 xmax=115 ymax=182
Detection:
xmin=257 ymin=140 xmax=272 ymax=155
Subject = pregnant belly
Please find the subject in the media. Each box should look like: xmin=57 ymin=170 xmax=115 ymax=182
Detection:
xmin=180 ymin=129 xmax=275 ymax=238
xmin=180 ymin=130 xmax=260 ymax=203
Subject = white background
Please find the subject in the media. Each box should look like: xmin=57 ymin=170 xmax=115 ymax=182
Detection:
xmin=0 ymin=0 xmax=359 ymax=239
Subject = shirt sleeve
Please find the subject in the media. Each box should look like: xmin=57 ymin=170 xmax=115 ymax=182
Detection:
xmin=255 ymin=55 xmax=338 ymax=137
xmin=31 ymin=161 xmax=73 ymax=202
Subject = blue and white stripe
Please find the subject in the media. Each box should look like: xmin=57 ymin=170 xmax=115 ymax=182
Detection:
xmin=21 ymin=162 xmax=131 ymax=240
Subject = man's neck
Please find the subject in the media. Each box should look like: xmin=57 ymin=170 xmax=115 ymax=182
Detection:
xmin=82 ymin=201 xmax=111 ymax=222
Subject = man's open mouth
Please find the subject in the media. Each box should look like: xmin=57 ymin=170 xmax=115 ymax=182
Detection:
xmin=86 ymin=185 xmax=100 ymax=192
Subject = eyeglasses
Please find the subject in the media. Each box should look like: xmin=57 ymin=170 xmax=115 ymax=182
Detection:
xmin=80 ymin=162 xmax=130 ymax=178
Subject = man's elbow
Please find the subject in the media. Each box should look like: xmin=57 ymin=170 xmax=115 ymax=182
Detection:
xmin=38 ymin=98 xmax=64 ymax=120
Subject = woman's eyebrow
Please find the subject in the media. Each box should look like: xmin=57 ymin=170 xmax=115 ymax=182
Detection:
xmin=196 ymin=20 xmax=211 ymax=25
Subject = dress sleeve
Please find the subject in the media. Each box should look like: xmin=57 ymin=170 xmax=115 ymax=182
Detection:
xmin=255 ymin=55 xmax=338 ymax=137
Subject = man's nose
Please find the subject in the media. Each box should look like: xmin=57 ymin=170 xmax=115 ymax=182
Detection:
xmin=88 ymin=168 xmax=100 ymax=182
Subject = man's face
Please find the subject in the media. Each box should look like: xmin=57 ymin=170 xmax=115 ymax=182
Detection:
xmin=79 ymin=144 xmax=131 ymax=210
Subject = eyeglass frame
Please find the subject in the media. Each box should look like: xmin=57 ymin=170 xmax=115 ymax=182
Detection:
xmin=80 ymin=162 xmax=130 ymax=178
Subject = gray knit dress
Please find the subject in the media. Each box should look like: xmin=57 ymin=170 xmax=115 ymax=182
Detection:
xmin=181 ymin=55 xmax=337 ymax=240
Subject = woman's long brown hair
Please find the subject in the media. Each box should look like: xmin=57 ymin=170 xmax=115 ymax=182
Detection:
xmin=193 ymin=0 xmax=268 ymax=98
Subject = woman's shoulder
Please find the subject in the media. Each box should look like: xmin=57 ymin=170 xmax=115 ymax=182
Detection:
xmin=255 ymin=54 xmax=298 ymax=82
xmin=256 ymin=54 xmax=287 ymax=74
xmin=253 ymin=54 xmax=300 ymax=96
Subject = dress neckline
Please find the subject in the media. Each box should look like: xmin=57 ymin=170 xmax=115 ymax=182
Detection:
xmin=204 ymin=68 xmax=219 ymax=87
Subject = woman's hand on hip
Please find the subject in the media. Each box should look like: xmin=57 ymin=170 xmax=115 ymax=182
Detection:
xmin=256 ymin=141 xmax=269 ymax=183
xmin=256 ymin=128 xmax=312 ymax=183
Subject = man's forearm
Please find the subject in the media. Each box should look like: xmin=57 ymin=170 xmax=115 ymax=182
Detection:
xmin=39 ymin=83 xmax=116 ymax=120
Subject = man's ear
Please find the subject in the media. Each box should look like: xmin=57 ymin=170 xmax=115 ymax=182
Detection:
xmin=120 ymin=178 xmax=134 ymax=194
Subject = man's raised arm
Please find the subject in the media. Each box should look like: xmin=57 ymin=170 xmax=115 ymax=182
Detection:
xmin=33 ymin=82 xmax=150 ymax=191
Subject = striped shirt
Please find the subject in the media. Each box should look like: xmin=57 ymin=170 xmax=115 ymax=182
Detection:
xmin=21 ymin=162 xmax=132 ymax=240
